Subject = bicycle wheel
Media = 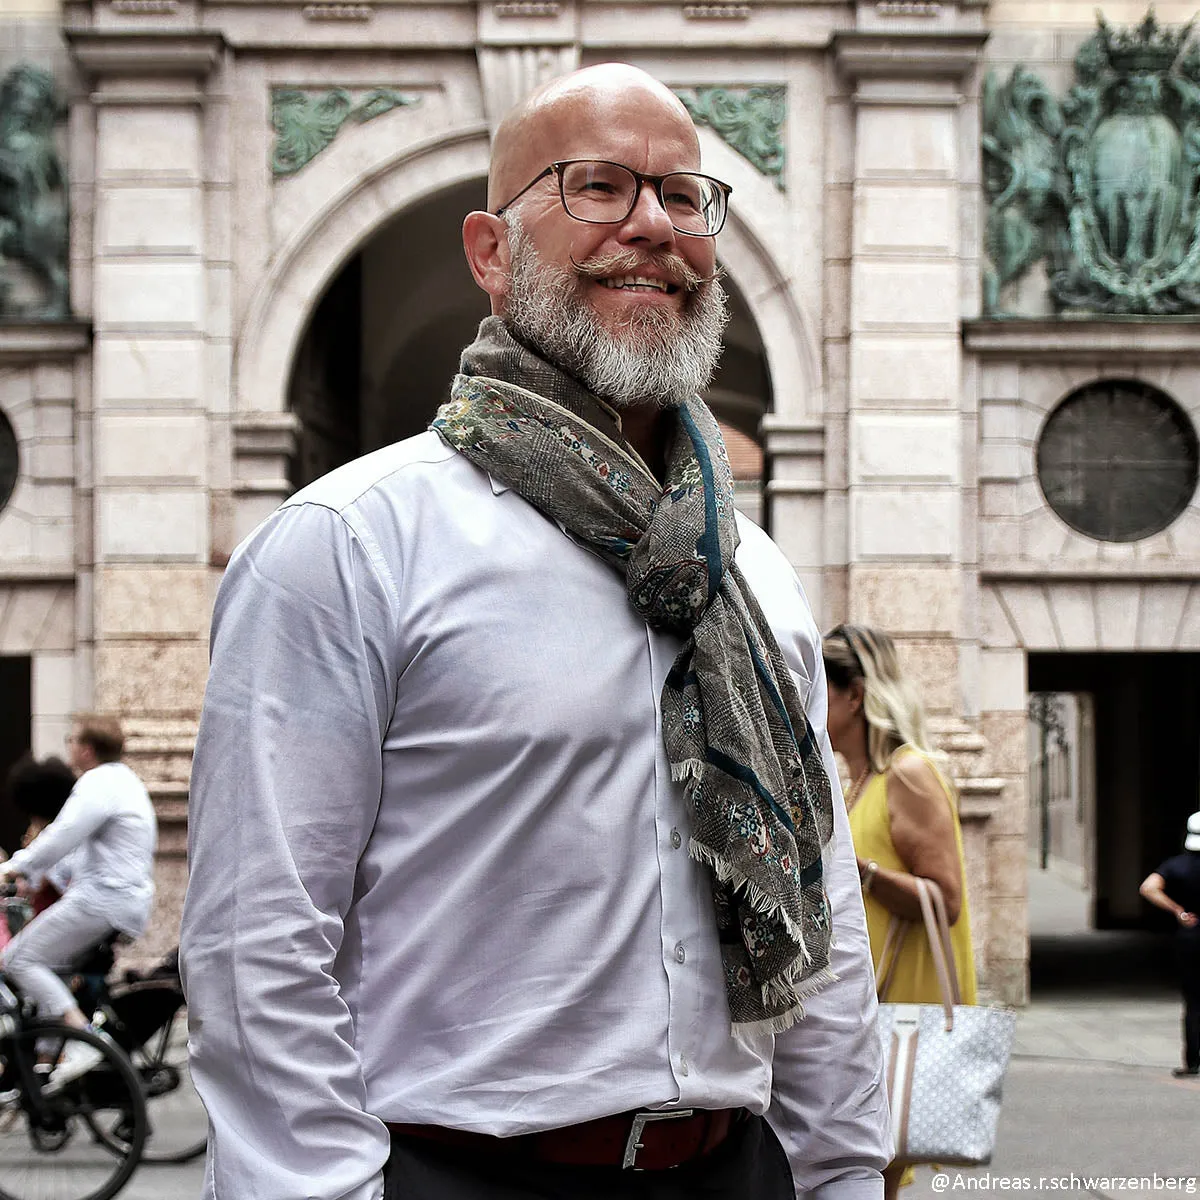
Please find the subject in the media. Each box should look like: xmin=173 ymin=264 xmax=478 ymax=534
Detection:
xmin=91 ymin=985 xmax=206 ymax=1165
xmin=0 ymin=1022 xmax=147 ymax=1200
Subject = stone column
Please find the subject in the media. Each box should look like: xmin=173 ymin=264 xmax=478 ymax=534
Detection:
xmin=832 ymin=29 xmax=1025 ymax=1002
xmin=66 ymin=30 xmax=225 ymax=956
xmin=762 ymin=416 xmax=827 ymax=618
xmin=832 ymin=30 xmax=986 ymax=716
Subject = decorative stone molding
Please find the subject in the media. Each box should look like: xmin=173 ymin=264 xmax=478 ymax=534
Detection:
xmin=233 ymin=412 xmax=299 ymax=484
xmin=674 ymin=86 xmax=785 ymax=190
xmin=963 ymin=317 xmax=1200 ymax=359
xmin=981 ymin=578 xmax=1200 ymax=651
xmin=66 ymin=31 xmax=225 ymax=81
xmin=832 ymin=31 xmax=989 ymax=82
xmin=983 ymin=564 xmax=1200 ymax=582
xmin=123 ymin=718 xmax=201 ymax=859
xmin=271 ymin=88 xmax=422 ymax=177
xmin=683 ymin=3 xmax=752 ymax=18
xmin=761 ymin=415 xmax=824 ymax=497
xmin=493 ymin=0 xmax=561 ymax=15
xmin=109 ymin=0 xmax=178 ymax=13
xmin=478 ymin=45 xmax=579 ymax=134
xmin=232 ymin=413 xmax=300 ymax=552
xmin=761 ymin=414 xmax=823 ymax=460
xmin=874 ymin=0 xmax=942 ymax=15
xmin=0 ymin=322 xmax=91 ymax=364
xmin=302 ymin=2 xmax=373 ymax=18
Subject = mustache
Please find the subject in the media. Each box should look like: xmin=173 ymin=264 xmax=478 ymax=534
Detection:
xmin=568 ymin=250 xmax=724 ymax=292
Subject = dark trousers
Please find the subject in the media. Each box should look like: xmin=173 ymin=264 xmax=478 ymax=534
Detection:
xmin=383 ymin=1114 xmax=796 ymax=1200
xmin=1179 ymin=930 xmax=1200 ymax=1071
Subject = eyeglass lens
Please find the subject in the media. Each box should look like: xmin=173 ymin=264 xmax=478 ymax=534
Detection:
xmin=560 ymin=161 xmax=725 ymax=235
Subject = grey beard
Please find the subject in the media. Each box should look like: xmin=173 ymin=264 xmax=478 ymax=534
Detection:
xmin=502 ymin=215 xmax=729 ymax=410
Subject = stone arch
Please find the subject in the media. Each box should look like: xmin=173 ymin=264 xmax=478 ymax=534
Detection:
xmin=235 ymin=124 xmax=492 ymax=417
xmin=694 ymin=130 xmax=824 ymax=421
xmin=235 ymin=123 xmax=821 ymax=423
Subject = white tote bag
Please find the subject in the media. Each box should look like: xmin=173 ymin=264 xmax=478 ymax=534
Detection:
xmin=875 ymin=877 xmax=1017 ymax=1166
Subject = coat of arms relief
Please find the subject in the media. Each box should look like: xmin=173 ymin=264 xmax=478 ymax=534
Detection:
xmin=984 ymin=12 xmax=1200 ymax=316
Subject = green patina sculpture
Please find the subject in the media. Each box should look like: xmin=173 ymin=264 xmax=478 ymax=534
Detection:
xmin=0 ymin=63 xmax=69 ymax=320
xmin=984 ymin=12 xmax=1200 ymax=315
xmin=674 ymin=87 xmax=786 ymax=191
xmin=272 ymin=88 xmax=421 ymax=178
xmin=982 ymin=67 xmax=1067 ymax=314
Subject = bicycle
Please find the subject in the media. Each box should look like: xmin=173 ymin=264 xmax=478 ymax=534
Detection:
xmin=83 ymin=945 xmax=207 ymax=1165
xmin=0 ymin=897 xmax=149 ymax=1200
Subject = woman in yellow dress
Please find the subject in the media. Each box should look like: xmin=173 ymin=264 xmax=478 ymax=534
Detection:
xmin=821 ymin=624 xmax=976 ymax=1199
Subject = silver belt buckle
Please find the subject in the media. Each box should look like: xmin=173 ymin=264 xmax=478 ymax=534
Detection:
xmin=622 ymin=1108 xmax=695 ymax=1170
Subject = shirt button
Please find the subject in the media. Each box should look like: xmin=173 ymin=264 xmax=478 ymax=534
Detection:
xmin=670 ymin=828 xmax=682 ymax=849
xmin=674 ymin=942 xmax=686 ymax=964
xmin=679 ymin=1053 xmax=690 ymax=1077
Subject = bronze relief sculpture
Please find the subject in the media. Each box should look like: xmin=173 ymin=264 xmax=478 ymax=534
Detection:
xmin=0 ymin=63 xmax=69 ymax=320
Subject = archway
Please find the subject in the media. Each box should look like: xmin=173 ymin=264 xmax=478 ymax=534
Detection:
xmin=286 ymin=176 xmax=775 ymax=513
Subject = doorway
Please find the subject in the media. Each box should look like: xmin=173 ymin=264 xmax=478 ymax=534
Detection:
xmin=1027 ymin=653 xmax=1200 ymax=931
xmin=286 ymin=177 xmax=774 ymax=502
xmin=0 ymin=655 xmax=32 ymax=857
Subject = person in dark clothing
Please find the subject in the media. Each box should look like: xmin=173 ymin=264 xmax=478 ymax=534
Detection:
xmin=6 ymin=754 xmax=76 ymax=834
xmin=1140 ymin=811 xmax=1200 ymax=1078
xmin=2 ymin=755 xmax=77 ymax=932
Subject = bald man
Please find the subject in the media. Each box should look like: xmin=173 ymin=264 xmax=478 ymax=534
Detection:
xmin=182 ymin=64 xmax=889 ymax=1200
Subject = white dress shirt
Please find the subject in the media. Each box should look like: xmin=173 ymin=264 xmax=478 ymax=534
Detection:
xmin=181 ymin=430 xmax=889 ymax=1200
xmin=2 ymin=762 xmax=156 ymax=937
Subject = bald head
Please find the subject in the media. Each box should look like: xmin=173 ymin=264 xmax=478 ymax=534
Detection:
xmin=488 ymin=64 xmax=701 ymax=212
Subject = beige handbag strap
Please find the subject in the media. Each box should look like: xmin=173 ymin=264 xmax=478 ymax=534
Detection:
xmin=924 ymin=878 xmax=961 ymax=1005
xmin=876 ymin=877 xmax=959 ymax=1030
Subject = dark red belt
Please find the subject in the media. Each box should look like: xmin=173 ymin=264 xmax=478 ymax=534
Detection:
xmin=386 ymin=1107 xmax=744 ymax=1171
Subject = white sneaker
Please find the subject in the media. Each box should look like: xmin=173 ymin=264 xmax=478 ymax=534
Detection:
xmin=42 ymin=1036 xmax=105 ymax=1094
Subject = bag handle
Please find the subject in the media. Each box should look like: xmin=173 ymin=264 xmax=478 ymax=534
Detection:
xmin=876 ymin=877 xmax=959 ymax=1031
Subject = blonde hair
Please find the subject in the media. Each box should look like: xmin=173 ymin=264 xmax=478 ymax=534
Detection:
xmin=821 ymin=625 xmax=944 ymax=775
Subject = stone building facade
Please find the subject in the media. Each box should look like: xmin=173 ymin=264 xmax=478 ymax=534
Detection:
xmin=3 ymin=0 xmax=1200 ymax=997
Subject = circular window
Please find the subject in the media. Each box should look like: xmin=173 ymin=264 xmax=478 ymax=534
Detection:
xmin=0 ymin=411 xmax=17 ymax=516
xmin=1036 ymin=380 xmax=1199 ymax=543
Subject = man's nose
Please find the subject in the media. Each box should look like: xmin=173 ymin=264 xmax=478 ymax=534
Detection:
xmin=619 ymin=179 xmax=676 ymax=245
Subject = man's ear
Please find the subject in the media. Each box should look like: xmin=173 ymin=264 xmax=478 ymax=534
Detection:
xmin=463 ymin=210 xmax=511 ymax=304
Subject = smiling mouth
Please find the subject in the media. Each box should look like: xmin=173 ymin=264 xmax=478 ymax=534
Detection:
xmin=597 ymin=275 xmax=678 ymax=294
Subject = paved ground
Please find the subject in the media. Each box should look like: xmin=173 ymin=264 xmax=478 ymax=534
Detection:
xmin=24 ymin=868 xmax=1199 ymax=1199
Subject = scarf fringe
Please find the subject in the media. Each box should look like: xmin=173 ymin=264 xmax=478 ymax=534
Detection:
xmin=670 ymin=758 xmax=705 ymax=787
xmin=733 ymin=964 xmax=840 ymax=1035
xmin=687 ymin=838 xmax=811 ymax=958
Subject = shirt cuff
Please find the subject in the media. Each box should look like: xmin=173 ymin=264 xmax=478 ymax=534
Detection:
xmin=804 ymin=1173 xmax=886 ymax=1200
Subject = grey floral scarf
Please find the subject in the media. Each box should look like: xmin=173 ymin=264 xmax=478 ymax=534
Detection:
xmin=432 ymin=318 xmax=835 ymax=1031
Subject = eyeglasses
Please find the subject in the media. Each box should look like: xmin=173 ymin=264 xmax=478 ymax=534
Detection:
xmin=493 ymin=159 xmax=732 ymax=238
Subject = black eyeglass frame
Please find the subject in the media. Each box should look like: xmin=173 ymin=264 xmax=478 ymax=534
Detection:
xmin=492 ymin=159 xmax=733 ymax=237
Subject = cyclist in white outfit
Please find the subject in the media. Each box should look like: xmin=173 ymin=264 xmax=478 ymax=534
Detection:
xmin=0 ymin=715 xmax=156 ymax=1080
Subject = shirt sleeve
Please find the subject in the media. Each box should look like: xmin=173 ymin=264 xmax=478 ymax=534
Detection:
xmin=1156 ymin=857 xmax=1183 ymax=897
xmin=764 ymin=577 xmax=891 ymax=1200
xmin=180 ymin=502 xmax=398 ymax=1200
xmin=3 ymin=776 xmax=109 ymax=881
